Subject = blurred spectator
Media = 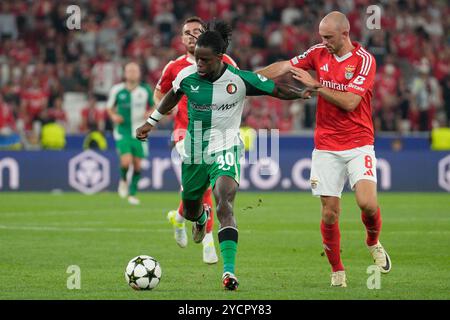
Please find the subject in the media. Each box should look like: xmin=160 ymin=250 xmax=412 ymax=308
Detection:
xmin=0 ymin=1 xmax=18 ymax=40
xmin=47 ymin=97 xmax=67 ymax=127
xmin=390 ymin=23 xmax=420 ymax=78
xmin=73 ymin=55 xmax=92 ymax=90
xmin=41 ymin=29 xmax=60 ymax=64
xmin=281 ymin=0 xmax=302 ymax=25
xmin=19 ymin=77 xmax=48 ymax=130
xmin=375 ymin=103 xmax=399 ymax=132
xmin=126 ymin=27 xmax=153 ymax=58
xmin=79 ymin=96 xmax=106 ymax=133
xmin=9 ymin=39 xmax=32 ymax=65
xmin=443 ymin=75 xmax=450 ymax=127
xmin=277 ymin=103 xmax=294 ymax=133
xmin=1 ymin=77 xmax=22 ymax=107
xmin=366 ymin=30 xmax=389 ymax=67
xmin=60 ymin=64 xmax=82 ymax=92
xmin=374 ymin=63 xmax=403 ymax=131
xmin=97 ymin=8 xmax=123 ymax=58
xmin=409 ymin=59 xmax=443 ymax=131
xmin=0 ymin=0 xmax=446 ymax=143
xmin=0 ymin=93 xmax=16 ymax=135
xmin=422 ymin=10 xmax=443 ymax=42
xmin=434 ymin=49 xmax=450 ymax=83
xmin=154 ymin=2 xmax=176 ymax=46
xmin=76 ymin=14 xmax=99 ymax=58
xmin=90 ymin=49 xmax=123 ymax=101
xmin=244 ymin=98 xmax=274 ymax=130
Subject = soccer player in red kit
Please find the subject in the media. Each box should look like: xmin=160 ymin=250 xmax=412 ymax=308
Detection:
xmin=256 ymin=11 xmax=391 ymax=287
xmin=153 ymin=16 xmax=238 ymax=264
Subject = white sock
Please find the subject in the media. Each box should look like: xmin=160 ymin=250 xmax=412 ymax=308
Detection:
xmin=202 ymin=232 xmax=214 ymax=245
xmin=175 ymin=210 xmax=185 ymax=224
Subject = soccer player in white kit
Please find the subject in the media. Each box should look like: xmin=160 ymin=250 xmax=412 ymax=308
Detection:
xmin=257 ymin=11 xmax=392 ymax=287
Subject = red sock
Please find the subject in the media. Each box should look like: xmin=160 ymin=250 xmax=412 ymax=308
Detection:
xmin=361 ymin=207 xmax=382 ymax=246
xmin=321 ymin=220 xmax=344 ymax=272
xmin=177 ymin=200 xmax=184 ymax=217
xmin=202 ymin=188 xmax=214 ymax=233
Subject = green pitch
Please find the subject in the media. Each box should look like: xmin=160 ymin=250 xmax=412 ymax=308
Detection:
xmin=0 ymin=192 xmax=449 ymax=300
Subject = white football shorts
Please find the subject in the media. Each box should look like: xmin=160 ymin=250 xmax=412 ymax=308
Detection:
xmin=310 ymin=145 xmax=377 ymax=198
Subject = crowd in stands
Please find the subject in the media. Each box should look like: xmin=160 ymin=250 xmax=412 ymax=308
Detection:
xmin=0 ymin=0 xmax=449 ymax=149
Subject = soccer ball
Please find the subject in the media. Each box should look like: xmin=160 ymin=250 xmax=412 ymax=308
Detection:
xmin=125 ymin=255 xmax=162 ymax=290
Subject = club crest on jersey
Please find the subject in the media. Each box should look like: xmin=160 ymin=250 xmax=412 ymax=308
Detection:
xmin=345 ymin=65 xmax=356 ymax=80
xmin=226 ymin=83 xmax=237 ymax=94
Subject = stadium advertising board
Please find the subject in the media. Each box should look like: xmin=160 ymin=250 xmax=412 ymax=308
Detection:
xmin=0 ymin=150 xmax=449 ymax=193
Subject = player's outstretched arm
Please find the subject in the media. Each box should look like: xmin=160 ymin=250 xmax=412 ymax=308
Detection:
xmin=291 ymin=67 xmax=362 ymax=112
xmin=106 ymin=107 xmax=124 ymax=124
xmin=153 ymin=88 xmax=165 ymax=106
xmin=315 ymin=88 xmax=362 ymax=112
xmin=270 ymin=83 xmax=314 ymax=100
xmin=136 ymin=88 xmax=183 ymax=141
xmin=153 ymin=88 xmax=177 ymax=115
xmin=255 ymin=60 xmax=292 ymax=79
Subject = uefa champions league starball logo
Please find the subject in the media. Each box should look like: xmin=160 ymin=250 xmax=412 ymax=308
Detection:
xmin=438 ymin=155 xmax=450 ymax=192
xmin=68 ymin=150 xmax=110 ymax=194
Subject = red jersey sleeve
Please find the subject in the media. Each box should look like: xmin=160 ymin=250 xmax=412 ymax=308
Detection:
xmin=346 ymin=49 xmax=376 ymax=96
xmin=223 ymin=54 xmax=238 ymax=68
xmin=81 ymin=108 xmax=88 ymax=118
xmin=156 ymin=60 xmax=175 ymax=94
xmin=289 ymin=44 xmax=324 ymax=70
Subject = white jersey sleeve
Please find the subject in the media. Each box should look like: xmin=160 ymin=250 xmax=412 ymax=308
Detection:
xmin=106 ymin=83 xmax=125 ymax=109
xmin=172 ymin=65 xmax=197 ymax=93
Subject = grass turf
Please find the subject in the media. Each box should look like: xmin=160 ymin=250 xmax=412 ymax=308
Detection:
xmin=0 ymin=192 xmax=449 ymax=300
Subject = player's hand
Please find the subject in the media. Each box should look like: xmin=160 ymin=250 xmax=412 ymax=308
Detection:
xmin=287 ymin=86 xmax=314 ymax=99
xmin=111 ymin=114 xmax=124 ymax=124
xmin=301 ymin=87 xmax=317 ymax=99
xmin=136 ymin=123 xmax=153 ymax=141
xmin=290 ymin=68 xmax=321 ymax=89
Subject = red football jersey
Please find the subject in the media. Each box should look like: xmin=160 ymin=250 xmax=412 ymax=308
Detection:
xmin=156 ymin=53 xmax=238 ymax=142
xmin=20 ymin=88 xmax=48 ymax=118
xmin=290 ymin=42 xmax=376 ymax=151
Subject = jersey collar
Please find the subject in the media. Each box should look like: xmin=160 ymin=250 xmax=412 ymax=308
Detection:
xmin=186 ymin=54 xmax=195 ymax=64
xmin=333 ymin=42 xmax=360 ymax=62
xmin=204 ymin=63 xmax=228 ymax=83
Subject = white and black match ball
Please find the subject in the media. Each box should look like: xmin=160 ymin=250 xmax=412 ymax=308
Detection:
xmin=125 ymin=255 xmax=162 ymax=290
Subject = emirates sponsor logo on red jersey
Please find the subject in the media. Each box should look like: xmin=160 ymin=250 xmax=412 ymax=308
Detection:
xmin=319 ymin=78 xmax=348 ymax=91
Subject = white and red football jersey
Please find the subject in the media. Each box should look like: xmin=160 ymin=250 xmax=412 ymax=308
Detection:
xmin=290 ymin=42 xmax=376 ymax=151
xmin=156 ymin=53 xmax=238 ymax=142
